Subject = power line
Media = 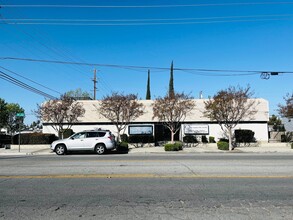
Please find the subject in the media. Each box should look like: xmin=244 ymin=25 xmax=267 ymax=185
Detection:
xmin=3 ymin=18 xmax=293 ymax=26
xmin=0 ymin=13 xmax=115 ymax=93
xmin=0 ymin=70 xmax=57 ymax=99
xmin=1 ymin=57 xmax=293 ymax=76
xmin=0 ymin=13 xmax=107 ymax=94
xmin=3 ymin=14 xmax=293 ymax=22
xmin=180 ymin=69 xmax=260 ymax=77
xmin=2 ymin=2 xmax=293 ymax=8
xmin=0 ymin=66 xmax=62 ymax=95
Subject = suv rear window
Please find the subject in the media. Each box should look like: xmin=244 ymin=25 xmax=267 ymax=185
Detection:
xmin=98 ymin=132 xmax=106 ymax=137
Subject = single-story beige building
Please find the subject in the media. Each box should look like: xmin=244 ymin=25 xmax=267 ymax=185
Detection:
xmin=42 ymin=99 xmax=269 ymax=143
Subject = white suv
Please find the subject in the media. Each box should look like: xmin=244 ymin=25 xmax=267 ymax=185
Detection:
xmin=51 ymin=130 xmax=116 ymax=155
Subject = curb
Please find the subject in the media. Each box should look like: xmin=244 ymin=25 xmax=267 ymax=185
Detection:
xmin=1 ymin=146 xmax=292 ymax=156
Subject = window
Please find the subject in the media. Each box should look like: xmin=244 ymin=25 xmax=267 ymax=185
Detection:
xmin=87 ymin=132 xmax=99 ymax=138
xmin=98 ymin=132 xmax=106 ymax=137
xmin=128 ymin=125 xmax=153 ymax=135
xmin=72 ymin=132 xmax=86 ymax=139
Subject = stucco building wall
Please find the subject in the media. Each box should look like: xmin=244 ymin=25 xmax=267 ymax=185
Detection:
xmin=43 ymin=99 xmax=269 ymax=142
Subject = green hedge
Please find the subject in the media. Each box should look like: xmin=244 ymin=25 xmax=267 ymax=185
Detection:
xmin=120 ymin=134 xmax=129 ymax=142
xmin=281 ymin=132 xmax=293 ymax=143
xmin=217 ymin=141 xmax=229 ymax=151
xmin=164 ymin=142 xmax=183 ymax=151
xmin=209 ymin=136 xmax=216 ymax=143
xmin=0 ymin=134 xmax=12 ymax=146
xmin=12 ymin=133 xmax=58 ymax=145
xmin=183 ymin=135 xmax=198 ymax=143
xmin=116 ymin=141 xmax=129 ymax=152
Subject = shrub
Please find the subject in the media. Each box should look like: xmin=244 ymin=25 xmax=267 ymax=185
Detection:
xmin=12 ymin=133 xmax=58 ymax=145
xmin=209 ymin=136 xmax=216 ymax=143
xmin=217 ymin=141 xmax=229 ymax=151
xmin=164 ymin=142 xmax=183 ymax=151
xmin=183 ymin=135 xmax=198 ymax=143
xmin=219 ymin=138 xmax=229 ymax=143
xmin=174 ymin=141 xmax=183 ymax=150
xmin=120 ymin=134 xmax=128 ymax=142
xmin=291 ymin=142 xmax=293 ymax=149
xmin=281 ymin=135 xmax=286 ymax=142
xmin=235 ymin=129 xmax=255 ymax=143
xmin=117 ymin=141 xmax=129 ymax=152
xmin=281 ymin=132 xmax=293 ymax=143
xmin=165 ymin=143 xmax=177 ymax=151
xmin=128 ymin=135 xmax=154 ymax=143
xmin=202 ymin=135 xmax=208 ymax=143
xmin=0 ymin=134 xmax=12 ymax=147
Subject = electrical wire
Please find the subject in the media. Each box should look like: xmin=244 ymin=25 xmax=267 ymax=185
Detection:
xmin=1 ymin=13 xmax=115 ymax=93
xmin=1 ymin=57 xmax=293 ymax=76
xmin=0 ymin=13 xmax=104 ymax=93
xmin=2 ymin=3 xmax=293 ymax=26
xmin=4 ymin=17 xmax=293 ymax=26
xmin=0 ymin=70 xmax=57 ymax=99
xmin=2 ymin=2 xmax=293 ymax=8
xmin=0 ymin=66 xmax=62 ymax=95
xmin=180 ymin=69 xmax=260 ymax=77
xmin=4 ymin=14 xmax=293 ymax=22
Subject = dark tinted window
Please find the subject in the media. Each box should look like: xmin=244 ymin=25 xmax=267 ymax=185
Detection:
xmin=87 ymin=132 xmax=99 ymax=138
xmin=98 ymin=132 xmax=106 ymax=137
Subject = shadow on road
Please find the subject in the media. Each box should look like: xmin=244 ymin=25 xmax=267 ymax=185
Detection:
xmin=64 ymin=149 xmax=129 ymax=156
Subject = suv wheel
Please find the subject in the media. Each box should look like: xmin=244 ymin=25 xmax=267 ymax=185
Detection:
xmin=55 ymin=144 xmax=66 ymax=155
xmin=95 ymin=144 xmax=105 ymax=155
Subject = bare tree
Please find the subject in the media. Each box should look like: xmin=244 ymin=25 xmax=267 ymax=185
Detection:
xmin=65 ymin=88 xmax=93 ymax=100
xmin=98 ymin=92 xmax=144 ymax=141
xmin=36 ymin=95 xmax=85 ymax=138
xmin=152 ymin=92 xmax=195 ymax=142
xmin=204 ymin=86 xmax=257 ymax=151
xmin=278 ymin=93 xmax=293 ymax=119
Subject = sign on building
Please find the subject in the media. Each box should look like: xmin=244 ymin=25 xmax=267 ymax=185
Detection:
xmin=128 ymin=125 xmax=153 ymax=135
xmin=184 ymin=124 xmax=209 ymax=135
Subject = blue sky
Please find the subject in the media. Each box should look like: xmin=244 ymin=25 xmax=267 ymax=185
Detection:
xmin=0 ymin=0 xmax=293 ymax=124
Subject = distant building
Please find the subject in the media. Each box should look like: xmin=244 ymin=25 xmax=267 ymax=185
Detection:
xmin=71 ymin=96 xmax=93 ymax=100
xmin=43 ymin=99 xmax=270 ymax=143
xmin=282 ymin=118 xmax=293 ymax=132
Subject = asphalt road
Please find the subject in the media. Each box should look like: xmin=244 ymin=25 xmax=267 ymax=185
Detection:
xmin=0 ymin=153 xmax=293 ymax=219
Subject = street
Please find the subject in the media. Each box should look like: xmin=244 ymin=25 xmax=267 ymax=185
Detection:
xmin=0 ymin=153 xmax=293 ymax=219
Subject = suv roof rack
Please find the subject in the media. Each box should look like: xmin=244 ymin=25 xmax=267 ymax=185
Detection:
xmin=82 ymin=129 xmax=110 ymax=132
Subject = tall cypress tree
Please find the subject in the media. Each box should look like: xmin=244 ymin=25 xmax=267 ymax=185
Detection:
xmin=146 ymin=70 xmax=151 ymax=100
xmin=169 ymin=61 xmax=175 ymax=99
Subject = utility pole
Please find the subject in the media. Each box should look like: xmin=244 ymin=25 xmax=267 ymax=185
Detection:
xmin=92 ymin=68 xmax=97 ymax=100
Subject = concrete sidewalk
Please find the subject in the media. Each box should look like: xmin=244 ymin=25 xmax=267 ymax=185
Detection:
xmin=0 ymin=147 xmax=53 ymax=156
xmin=0 ymin=143 xmax=292 ymax=156
xmin=129 ymin=143 xmax=293 ymax=154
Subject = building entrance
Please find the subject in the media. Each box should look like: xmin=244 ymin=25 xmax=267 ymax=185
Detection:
xmin=154 ymin=124 xmax=180 ymax=145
